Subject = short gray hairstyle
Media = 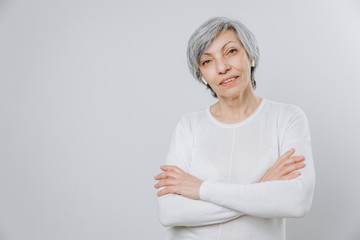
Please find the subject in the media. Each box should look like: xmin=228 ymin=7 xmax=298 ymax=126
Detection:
xmin=187 ymin=17 xmax=260 ymax=98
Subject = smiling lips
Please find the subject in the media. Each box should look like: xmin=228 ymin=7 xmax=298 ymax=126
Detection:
xmin=220 ymin=76 xmax=239 ymax=86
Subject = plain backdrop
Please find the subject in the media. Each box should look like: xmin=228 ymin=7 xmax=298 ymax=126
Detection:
xmin=1 ymin=0 xmax=360 ymax=239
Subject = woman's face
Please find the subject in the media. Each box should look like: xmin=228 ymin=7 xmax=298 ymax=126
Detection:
xmin=199 ymin=30 xmax=253 ymax=99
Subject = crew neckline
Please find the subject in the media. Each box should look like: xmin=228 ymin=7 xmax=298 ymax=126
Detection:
xmin=206 ymin=98 xmax=266 ymax=128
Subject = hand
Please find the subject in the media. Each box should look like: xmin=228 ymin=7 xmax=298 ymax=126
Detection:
xmin=154 ymin=165 xmax=203 ymax=200
xmin=259 ymin=148 xmax=305 ymax=183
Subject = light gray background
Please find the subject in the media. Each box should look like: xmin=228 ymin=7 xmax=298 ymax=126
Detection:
xmin=1 ymin=0 xmax=359 ymax=239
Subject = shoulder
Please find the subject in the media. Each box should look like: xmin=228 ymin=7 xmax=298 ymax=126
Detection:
xmin=176 ymin=107 xmax=208 ymax=128
xmin=265 ymin=99 xmax=311 ymax=139
xmin=169 ymin=108 xmax=208 ymax=137
xmin=264 ymin=98 xmax=308 ymax=120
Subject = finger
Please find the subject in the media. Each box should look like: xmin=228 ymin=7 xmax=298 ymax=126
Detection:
xmin=154 ymin=171 xmax=169 ymax=180
xmin=273 ymin=148 xmax=295 ymax=168
xmin=280 ymin=171 xmax=301 ymax=180
xmin=160 ymin=165 xmax=183 ymax=173
xmin=160 ymin=165 xmax=172 ymax=171
xmin=281 ymin=148 xmax=295 ymax=160
xmin=287 ymin=155 xmax=305 ymax=165
xmin=156 ymin=186 xmax=178 ymax=197
xmin=156 ymin=188 xmax=169 ymax=197
xmin=154 ymin=179 xmax=176 ymax=189
xmin=154 ymin=169 xmax=179 ymax=180
xmin=282 ymin=162 xmax=305 ymax=175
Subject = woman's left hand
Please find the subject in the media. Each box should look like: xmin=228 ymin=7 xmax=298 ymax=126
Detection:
xmin=154 ymin=165 xmax=203 ymax=200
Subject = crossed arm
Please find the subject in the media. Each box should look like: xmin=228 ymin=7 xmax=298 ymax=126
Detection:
xmin=155 ymin=148 xmax=306 ymax=227
xmin=154 ymin=109 xmax=315 ymax=227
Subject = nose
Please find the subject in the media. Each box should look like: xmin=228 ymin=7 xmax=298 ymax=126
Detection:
xmin=216 ymin=58 xmax=230 ymax=74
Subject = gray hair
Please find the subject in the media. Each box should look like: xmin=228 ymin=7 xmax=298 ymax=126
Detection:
xmin=187 ymin=17 xmax=260 ymax=98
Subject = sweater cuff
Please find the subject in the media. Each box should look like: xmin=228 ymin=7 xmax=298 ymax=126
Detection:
xmin=199 ymin=180 xmax=214 ymax=201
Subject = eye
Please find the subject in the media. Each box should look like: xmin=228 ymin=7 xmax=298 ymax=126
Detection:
xmin=202 ymin=60 xmax=211 ymax=66
xmin=228 ymin=48 xmax=237 ymax=54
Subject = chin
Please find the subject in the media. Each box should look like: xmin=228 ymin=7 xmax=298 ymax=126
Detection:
xmin=219 ymin=90 xmax=242 ymax=99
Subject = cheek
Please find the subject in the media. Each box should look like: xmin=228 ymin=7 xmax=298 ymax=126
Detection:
xmin=234 ymin=57 xmax=251 ymax=75
xmin=200 ymin=68 xmax=216 ymax=81
xmin=235 ymin=56 xmax=247 ymax=68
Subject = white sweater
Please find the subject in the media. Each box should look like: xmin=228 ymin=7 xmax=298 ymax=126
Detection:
xmin=157 ymin=98 xmax=315 ymax=240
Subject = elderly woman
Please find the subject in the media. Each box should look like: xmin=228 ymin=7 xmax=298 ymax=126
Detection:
xmin=154 ymin=17 xmax=315 ymax=240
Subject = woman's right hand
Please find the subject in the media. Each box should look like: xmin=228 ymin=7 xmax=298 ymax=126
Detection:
xmin=259 ymin=148 xmax=305 ymax=183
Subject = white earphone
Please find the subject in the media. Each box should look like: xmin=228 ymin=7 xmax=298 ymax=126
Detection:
xmin=251 ymin=59 xmax=256 ymax=67
xmin=201 ymin=77 xmax=208 ymax=85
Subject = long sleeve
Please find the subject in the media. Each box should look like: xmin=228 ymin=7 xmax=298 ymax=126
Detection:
xmin=199 ymin=107 xmax=316 ymax=218
xmin=156 ymin=115 xmax=245 ymax=227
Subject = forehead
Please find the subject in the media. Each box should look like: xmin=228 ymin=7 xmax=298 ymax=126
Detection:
xmin=203 ymin=30 xmax=242 ymax=55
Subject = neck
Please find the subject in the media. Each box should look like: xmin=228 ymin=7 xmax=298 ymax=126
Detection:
xmin=211 ymin=85 xmax=262 ymax=123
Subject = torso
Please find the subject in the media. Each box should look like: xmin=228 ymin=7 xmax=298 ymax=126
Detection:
xmin=165 ymin=98 xmax=301 ymax=240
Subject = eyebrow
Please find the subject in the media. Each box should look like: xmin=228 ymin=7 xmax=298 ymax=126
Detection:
xmin=202 ymin=41 xmax=237 ymax=56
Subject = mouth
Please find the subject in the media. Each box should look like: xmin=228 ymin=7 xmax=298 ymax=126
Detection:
xmin=220 ymin=76 xmax=239 ymax=86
